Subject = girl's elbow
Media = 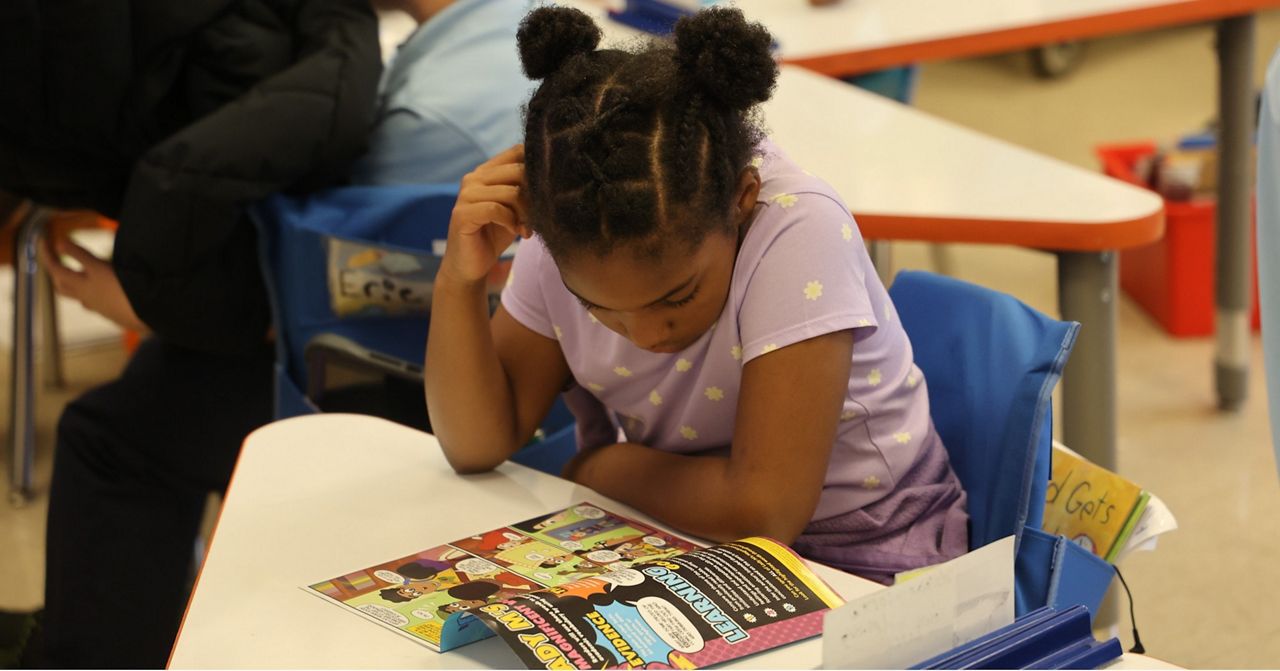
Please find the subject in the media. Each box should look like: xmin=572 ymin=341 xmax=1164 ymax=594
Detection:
xmin=437 ymin=438 xmax=508 ymax=475
xmin=729 ymin=496 xmax=812 ymax=546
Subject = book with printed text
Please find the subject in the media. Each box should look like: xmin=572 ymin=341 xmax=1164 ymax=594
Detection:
xmin=304 ymin=502 xmax=844 ymax=668
xmin=1042 ymin=445 xmax=1150 ymax=562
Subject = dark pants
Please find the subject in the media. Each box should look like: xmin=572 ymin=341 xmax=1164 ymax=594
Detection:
xmin=42 ymin=338 xmax=274 ymax=668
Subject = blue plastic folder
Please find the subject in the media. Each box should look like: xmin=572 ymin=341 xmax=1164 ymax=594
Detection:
xmin=913 ymin=606 xmax=1122 ymax=669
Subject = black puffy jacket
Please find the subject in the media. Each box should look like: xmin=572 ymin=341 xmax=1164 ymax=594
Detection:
xmin=0 ymin=0 xmax=381 ymax=353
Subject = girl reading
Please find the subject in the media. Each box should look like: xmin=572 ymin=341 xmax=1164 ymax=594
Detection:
xmin=425 ymin=6 xmax=968 ymax=583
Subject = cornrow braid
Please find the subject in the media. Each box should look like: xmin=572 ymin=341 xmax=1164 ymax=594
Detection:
xmin=517 ymin=5 xmax=778 ymax=262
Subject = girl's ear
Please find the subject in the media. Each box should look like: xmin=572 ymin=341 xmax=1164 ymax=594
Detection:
xmin=733 ymin=167 xmax=763 ymax=228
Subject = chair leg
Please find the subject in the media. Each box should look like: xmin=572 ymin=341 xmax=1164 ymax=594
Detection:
xmin=9 ymin=204 xmax=48 ymax=506
xmin=40 ymin=262 xmax=66 ymax=389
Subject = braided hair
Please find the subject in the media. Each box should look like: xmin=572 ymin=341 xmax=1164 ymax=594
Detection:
xmin=518 ymin=5 xmax=778 ymax=262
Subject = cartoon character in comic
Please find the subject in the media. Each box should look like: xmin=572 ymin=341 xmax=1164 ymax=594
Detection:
xmin=530 ymin=509 xmax=574 ymax=531
xmin=376 ymin=554 xmax=466 ymax=603
xmin=454 ymin=529 xmax=532 ymax=556
xmin=435 ymin=581 xmax=534 ymax=619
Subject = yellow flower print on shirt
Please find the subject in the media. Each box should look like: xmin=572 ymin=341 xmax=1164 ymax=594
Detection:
xmin=553 ymin=325 xmax=563 ymax=339
xmin=649 ymin=390 xmax=662 ymax=406
xmin=586 ymin=383 xmax=604 ymax=392
xmin=906 ymin=370 xmax=920 ymax=388
xmin=771 ymin=193 xmax=799 ymax=208
xmin=840 ymin=408 xmax=859 ymax=421
xmin=867 ymin=369 xmax=883 ymax=386
xmin=675 ymin=358 xmax=692 ymax=372
xmin=750 ymin=156 xmax=764 ymax=168
xmin=862 ymin=476 xmax=881 ymax=489
xmin=893 ymin=432 xmax=911 ymax=444
xmin=841 ymin=223 xmax=853 ymax=242
xmin=614 ymin=366 xmax=633 ymax=377
xmin=804 ymin=280 xmax=824 ymax=301
xmin=760 ymin=344 xmax=779 ymax=355
xmin=730 ymin=345 xmax=743 ymax=361
xmin=588 ymin=312 xmax=600 ymax=324
xmin=680 ymin=426 xmax=698 ymax=440
xmin=704 ymin=387 xmax=724 ymax=401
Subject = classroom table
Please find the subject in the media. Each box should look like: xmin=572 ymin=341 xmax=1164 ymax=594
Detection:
xmin=739 ymin=0 xmax=1280 ymax=432
xmin=170 ymin=413 xmax=1181 ymax=669
xmin=168 ymin=413 xmax=886 ymax=668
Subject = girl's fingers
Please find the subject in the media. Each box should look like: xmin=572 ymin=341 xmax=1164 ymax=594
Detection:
xmin=470 ymin=161 xmax=526 ymax=187
xmin=454 ymin=201 xmax=521 ymax=236
xmin=458 ymin=184 xmax=521 ymax=207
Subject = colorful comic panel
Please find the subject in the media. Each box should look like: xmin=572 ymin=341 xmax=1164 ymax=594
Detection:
xmin=511 ymin=503 xmax=700 ymax=562
xmin=308 ymin=543 xmax=540 ymax=647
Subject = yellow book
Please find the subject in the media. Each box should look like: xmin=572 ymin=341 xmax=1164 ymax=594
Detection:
xmin=1042 ymin=446 xmax=1148 ymax=562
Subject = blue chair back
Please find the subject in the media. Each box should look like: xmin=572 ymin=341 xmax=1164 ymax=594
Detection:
xmin=251 ymin=183 xmax=577 ymax=475
xmin=890 ymin=270 xmax=1076 ymax=551
xmin=891 ymin=271 xmax=1114 ymax=618
xmin=252 ymin=183 xmax=459 ymax=417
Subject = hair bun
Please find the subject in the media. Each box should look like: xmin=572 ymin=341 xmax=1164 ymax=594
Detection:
xmin=673 ymin=7 xmax=778 ymax=110
xmin=518 ymin=7 xmax=602 ymax=80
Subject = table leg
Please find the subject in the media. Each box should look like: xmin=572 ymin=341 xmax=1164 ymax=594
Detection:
xmin=1057 ymin=250 xmax=1119 ymax=629
xmin=1057 ymin=251 xmax=1117 ymax=471
xmin=1214 ymin=14 xmax=1256 ymax=412
xmin=9 ymin=206 xmax=47 ymax=506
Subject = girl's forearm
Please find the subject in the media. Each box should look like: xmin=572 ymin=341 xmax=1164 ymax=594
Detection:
xmin=576 ymin=443 xmax=812 ymax=544
xmin=425 ymin=273 xmax=520 ymax=473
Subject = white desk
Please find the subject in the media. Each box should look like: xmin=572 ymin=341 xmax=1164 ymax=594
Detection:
xmin=169 ymin=414 xmax=884 ymax=668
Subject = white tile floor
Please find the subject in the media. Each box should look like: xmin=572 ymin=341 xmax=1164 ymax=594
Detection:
xmin=4 ymin=11 xmax=1280 ymax=669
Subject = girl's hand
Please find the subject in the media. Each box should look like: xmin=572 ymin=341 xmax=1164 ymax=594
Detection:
xmin=440 ymin=144 xmax=533 ymax=286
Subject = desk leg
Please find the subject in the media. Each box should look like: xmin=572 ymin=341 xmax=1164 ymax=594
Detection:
xmin=1057 ymin=251 xmax=1117 ymax=470
xmin=9 ymin=207 xmax=47 ymax=506
xmin=1057 ymin=250 xmax=1119 ymax=629
xmin=1214 ymin=14 xmax=1256 ymax=412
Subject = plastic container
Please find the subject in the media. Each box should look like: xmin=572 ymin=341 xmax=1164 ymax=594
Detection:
xmin=1096 ymin=141 xmax=1260 ymax=337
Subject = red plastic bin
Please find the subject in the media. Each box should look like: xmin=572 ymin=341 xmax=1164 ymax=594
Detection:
xmin=1095 ymin=141 xmax=1260 ymax=337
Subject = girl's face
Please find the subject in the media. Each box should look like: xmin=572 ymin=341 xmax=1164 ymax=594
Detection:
xmin=558 ymin=229 xmax=738 ymax=354
xmin=555 ymin=168 xmax=760 ymax=354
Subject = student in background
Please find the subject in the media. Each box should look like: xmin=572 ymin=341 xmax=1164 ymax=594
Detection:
xmin=425 ymin=6 xmax=970 ymax=585
xmin=1 ymin=2 xmax=380 ymax=666
xmin=4 ymin=0 xmax=528 ymax=667
xmin=355 ymin=0 xmax=533 ymax=185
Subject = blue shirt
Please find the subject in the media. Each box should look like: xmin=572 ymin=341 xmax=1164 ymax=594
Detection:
xmin=352 ymin=0 xmax=533 ymax=185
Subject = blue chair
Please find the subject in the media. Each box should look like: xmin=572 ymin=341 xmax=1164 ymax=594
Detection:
xmin=890 ymin=270 xmax=1113 ymax=618
xmin=250 ymin=183 xmax=575 ymax=474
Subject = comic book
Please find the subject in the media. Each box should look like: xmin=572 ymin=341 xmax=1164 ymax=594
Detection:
xmin=304 ymin=502 xmax=845 ymax=668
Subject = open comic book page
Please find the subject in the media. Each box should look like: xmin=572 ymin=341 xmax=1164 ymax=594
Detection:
xmin=304 ymin=503 xmax=700 ymax=651
xmin=466 ymin=537 xmax=844 ymax=669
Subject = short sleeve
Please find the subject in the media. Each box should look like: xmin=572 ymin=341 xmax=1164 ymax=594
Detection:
xmin=737 ymin=194 xmax=876 ymax=363
xmin=500 ymin=234 xmax=558 ymax=340
xmin=350 ymin=108 xmax=489 ymax=185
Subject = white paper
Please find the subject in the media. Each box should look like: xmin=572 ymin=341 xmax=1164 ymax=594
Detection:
xmin=821 ymin=536 xmax=1016 ymax=670
xmin=1115 ymin=492 xmax=1177 ymax=562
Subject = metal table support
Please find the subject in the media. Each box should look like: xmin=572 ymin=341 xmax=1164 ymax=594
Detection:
xmin=1214 ymin=14 xmax=1256 ymax=411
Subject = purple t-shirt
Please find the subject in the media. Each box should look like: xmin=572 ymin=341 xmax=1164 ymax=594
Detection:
xmin=502 ymin=141 xmax=942 ymax=524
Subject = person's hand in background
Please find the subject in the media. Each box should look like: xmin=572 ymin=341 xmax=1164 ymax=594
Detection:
xmin=38 ymin=234 xmax=149 ymax=334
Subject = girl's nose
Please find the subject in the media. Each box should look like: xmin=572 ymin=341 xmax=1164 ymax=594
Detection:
xmin=621 ymin=314 xmax=671 ymax=352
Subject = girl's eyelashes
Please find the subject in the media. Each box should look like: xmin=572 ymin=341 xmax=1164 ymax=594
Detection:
xmin=663 ymin=286 xmax=699 ymax=308
xmin=574 ymin=286 xmax=698 ymax=311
